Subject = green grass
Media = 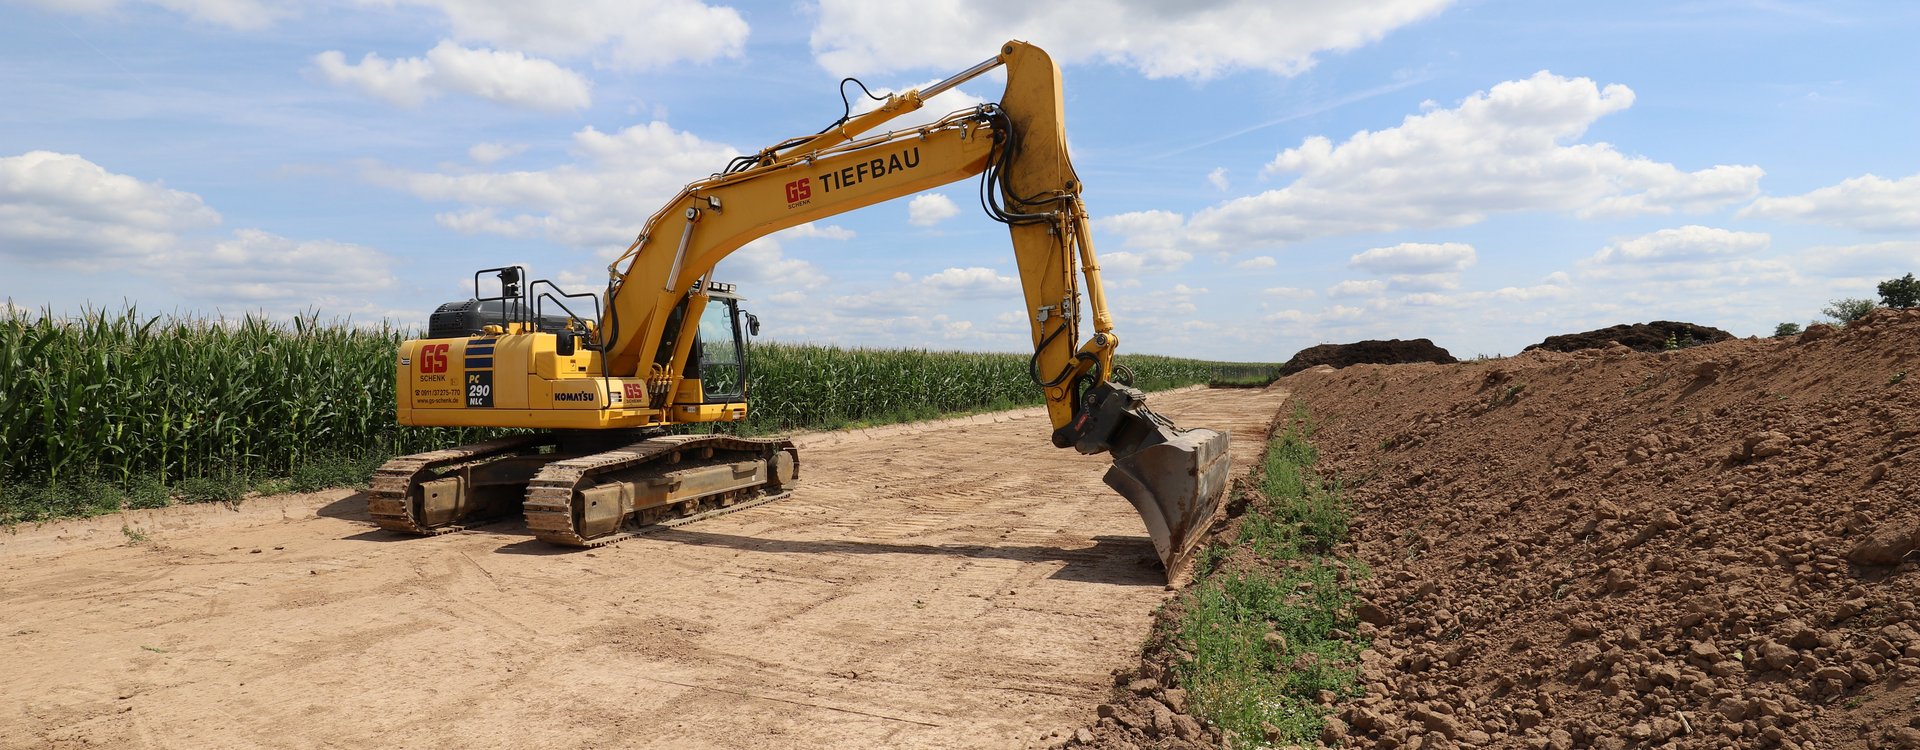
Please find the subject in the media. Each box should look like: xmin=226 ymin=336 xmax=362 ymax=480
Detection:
xmin=1171 ymin=407 xmax=1366 ymax=748
xmin=1206 ymin=370 xmax=1283 ymax=388
xmin=1 ymin=308 xmax=1277 ymax=524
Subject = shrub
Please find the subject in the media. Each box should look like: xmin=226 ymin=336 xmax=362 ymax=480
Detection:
xmin=1822 ymin=298 xmax=1876 ymax=326
xmin=1879 ymin=273 xmax=1919 ymax=309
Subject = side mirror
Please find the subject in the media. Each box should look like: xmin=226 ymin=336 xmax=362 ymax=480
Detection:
xmin=746 ymin=313 xmax=761 ymax=337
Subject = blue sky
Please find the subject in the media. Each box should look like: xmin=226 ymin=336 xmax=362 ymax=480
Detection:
xmin=3 ymin=0 xmax=1917 ymax=361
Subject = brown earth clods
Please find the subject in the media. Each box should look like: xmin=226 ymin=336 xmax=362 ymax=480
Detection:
xmin=1278 ymin=308 xmax=1920 ymax=749
xmin=1281 ymin=340 xmax=1459 ymax=376
xmin=1526 ymin=321 xmax=1736 ymax=354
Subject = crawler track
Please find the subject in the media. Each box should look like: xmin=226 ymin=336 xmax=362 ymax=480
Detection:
xmin=524 ymin=434 xmax=798 ymax=546
xmin=366 ymin=434 xmax=555 ymax=534
xmin=370 ymin=432 xmax=798 ymax=547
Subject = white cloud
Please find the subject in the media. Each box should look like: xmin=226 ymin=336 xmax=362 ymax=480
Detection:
xmin=761 ymin=262 xmax=1035 ymax=347
xmin=1116 ymin=72 xmax=1764 ymax=253
xmin=1326 ymin=279 xmax=1387 ymax=297
xmin=711 ymin=222 xmax=854 ymax=296
xmin=1741 ymin=172 xmax=1920 ymax=231
xmin=1207 ymin=167 xmax=1229 ymax=191
xmin=314 ymin=41 xmax=592 ymax=112
xmin=779 ymin=222 xmax=857 ymax=241
xmin=1793 ymin=241 xmax=1920 ymax=280
xmin=1113 ymin=283 xmax=1210 ymax=320
xmin=919 ymin=266 xmax=1018 ymax=296
xmin=1094 ymin=210 xmax=1195 ymax=274
xmin=908 ymin=193 xmax=961 ymax=226
xmin=312 ymin=50 xmax=433 ymax=107
xmin=1387 ymin=273 xmax=1461 ymax=292
xmin=1589 ymin=225 xmax=1770 ymax=264
xmin=33 ymin=0 xmax=750 ymax=70
xmin=1102 ymin=250 xmax=1193 ymax=275
xmin=0 ymin=151 xmax=398 ymax=316
xmin=1349 ymin=241 xmax=1476 ymax=274
xmin=18 ymin=0 xmax=289 ymax=29
xmin=467 ymin=142 xmax=527 ymax=164
xmin=424 ymin=42 xmax=592 ymax=111
xmin=0 ymin=151 xmax=220 ymax=263
xmin=718 ymin=237 xmax=829 ymax=290
xmin=371 ymin=120 xmax=739 ymax=248
xmin=1235 ymin=256 xmax=1277 ymax=270
xmin=376 ymin=0 xmax=749 ymax=70
xmin=809 ymin=0 xmax=1452 ymax=79
xmin=195 ymin=229 xmax=395 ymax=307
xmin=1345 ymin=242 xmax=1476 ymax=293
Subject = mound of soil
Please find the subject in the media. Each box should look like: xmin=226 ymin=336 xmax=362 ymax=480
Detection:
xmin=1280 ymin=309 xmax=1920 ymax=749
xmin=1280 ymin=339 xmax=1458 ymax=376
xmin=1527 ymin=321 xmax=1735 ymax=353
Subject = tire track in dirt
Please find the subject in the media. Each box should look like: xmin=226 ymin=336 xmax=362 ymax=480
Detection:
xmin=0 ymin=386 xmax=1285 ymax=749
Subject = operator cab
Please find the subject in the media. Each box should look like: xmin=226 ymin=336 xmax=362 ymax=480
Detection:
xmin=688 ymin=281 xmax=758 ymax=403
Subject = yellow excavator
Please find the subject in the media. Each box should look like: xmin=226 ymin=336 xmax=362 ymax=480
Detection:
xmin=371 ymin=41 xmax=1230 ymax=580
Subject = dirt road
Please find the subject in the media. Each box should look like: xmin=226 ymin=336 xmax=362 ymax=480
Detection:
xmin=0 ymin=386 xmax=1285 ymax=750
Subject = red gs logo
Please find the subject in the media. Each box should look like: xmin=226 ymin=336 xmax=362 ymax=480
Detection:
xmin=420 ymin=343 xmax=451 ymax=374
xmin=783 ymin=178 xmax=811 ymax=205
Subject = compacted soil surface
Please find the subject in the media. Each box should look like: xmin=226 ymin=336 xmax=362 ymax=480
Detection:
xmin=1284 ymin=309 xmax=1920 ymax=749
xmin=0 ymin=387 xmax=1287 ymax=750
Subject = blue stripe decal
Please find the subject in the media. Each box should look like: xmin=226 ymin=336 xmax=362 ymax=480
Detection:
xmin=466 ymin=346 xmax=495 ymax=355
xmin=464 ymin=357 xmax=493 ymax=369
xmin=470 ymin=338 xmax=496 ymax=346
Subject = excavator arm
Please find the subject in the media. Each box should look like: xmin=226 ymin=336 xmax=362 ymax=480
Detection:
xmin=594 ymin=42 xmax=1231 ymax=576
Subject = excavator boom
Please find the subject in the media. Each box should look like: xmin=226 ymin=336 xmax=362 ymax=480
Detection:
xmin=381 ymin=41 xmax=1230 ymax=582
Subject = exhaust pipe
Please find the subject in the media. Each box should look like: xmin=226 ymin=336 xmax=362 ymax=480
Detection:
xmin=1066 ymin=384 xmax=1231 ymax=584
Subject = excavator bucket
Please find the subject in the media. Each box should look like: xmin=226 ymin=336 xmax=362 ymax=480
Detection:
xmin=1069 ymin=384 xmax=1232 ymax=583
xmin=1106 ymin=425 xmax=1231 ymax=583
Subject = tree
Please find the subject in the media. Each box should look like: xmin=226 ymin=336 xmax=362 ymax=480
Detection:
xmin=1823 ymin=297 xmax=1876 ymax=325
xmin=1773 ymin=322 xmax=1801 ymax=338
xmin=1879 ymin=273 xmax=1920 ymax=308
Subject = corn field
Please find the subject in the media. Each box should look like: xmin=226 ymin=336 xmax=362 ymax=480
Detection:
xmin=744 ymin=343 xmax=1275 ymax=432
xmin=1 ymin=309 xmax=1276 ymax=522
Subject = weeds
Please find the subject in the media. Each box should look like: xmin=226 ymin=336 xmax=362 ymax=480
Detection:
xmin=1171 ymin=406 xmax=1365 ymax=747
xmin=1487 ymin=383 xmax=1526 ymax=410
xmin=1 ymin=449 xmax=386 ymax=525
xmin=120 ymin=525 xmax=150 ymax=544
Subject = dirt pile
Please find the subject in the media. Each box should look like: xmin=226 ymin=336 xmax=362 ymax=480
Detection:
xmin=1527 ymin=321 xmax=1735 ymax=353
xmin=1282 ymin=308 xmax=1919 ymax=749
xmin=1280 ymin=339 xmax=1459 ymax=376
